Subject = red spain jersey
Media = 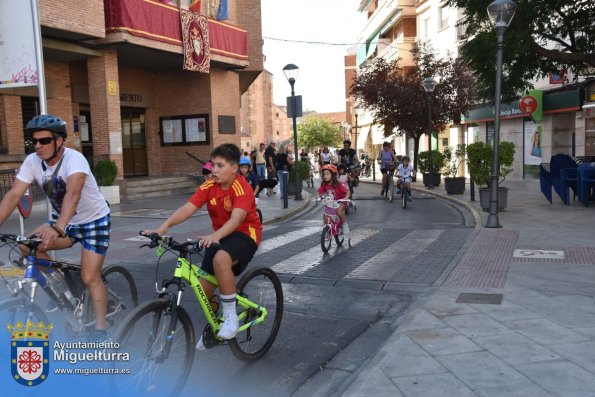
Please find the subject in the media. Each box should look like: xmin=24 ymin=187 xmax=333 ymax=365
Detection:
xmin=189 ymin=175 xmax=262 ymax=245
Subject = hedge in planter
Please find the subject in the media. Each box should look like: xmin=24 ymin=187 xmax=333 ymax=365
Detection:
xmin=442 ymin=144 xmax=466 ymax=194
xmin=418 ymin=150 xmax=446 ymax=187
xmin=94 ymin=159 xmax=118 ymax=186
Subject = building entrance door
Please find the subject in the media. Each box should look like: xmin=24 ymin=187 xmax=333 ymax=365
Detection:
xmin=121 ymin=109 xmax=148 ymax=176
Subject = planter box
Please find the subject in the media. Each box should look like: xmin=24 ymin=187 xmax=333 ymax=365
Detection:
xmin=422 ymin=172 xmax=441 ymax=187
xmin=286 ymin=180 xmax=303 ymax=195
xmin=99 ymin=185 xmax=120 ymax=205
xmin=479 ymin=187 xmax=508 ymax=211
xmin=444 ymin=177 xmax=466 ymax=195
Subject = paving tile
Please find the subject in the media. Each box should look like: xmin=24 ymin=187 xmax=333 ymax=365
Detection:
xmin=436 ymin=351 xmax=551 ymax=395
xmin=407 ymin=328 xmax=483 ymax=356
xmin=342 ymin=366 xmax=404 ymax=397
xmin=392 ymin=372 xmax=476 ymax=397
xmin=504 ymin=318 xmax=589 ymax=345
xmin=423 ymin=297 xmax=478 ymax=319
xmin=573 ymin=326 xmax=595 ymax=339
xmin=516 ymin=360 xmax=595 ymax=397
xmin=548 ymin=341 xmax=595 ymax=373
xmin=472 ymin=301 xmax=542 ymax=322
xmin=473 ymin=333 xmax=560 ymax=366
xmin=441 ymin=313 xmax=515 ymax=338
xmin=400 ymin=309 xmax=450 ymax=332
xmin=378 ymin=336 xmax=447 ymax=378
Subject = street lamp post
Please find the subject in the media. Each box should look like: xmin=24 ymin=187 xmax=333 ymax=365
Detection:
xmin=422 ymin=77 xmax=437 ymax=189
xmin=283 ymin=63 xmax=303 ymax=200
xmin=485 ymin=0 xmax=516 ymax=228
xmin=354 ymin=113 xmax=358 ymax=153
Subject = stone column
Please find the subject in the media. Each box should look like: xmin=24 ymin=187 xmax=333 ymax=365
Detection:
xmin=87 ymin=50 xmax=123 ymax=179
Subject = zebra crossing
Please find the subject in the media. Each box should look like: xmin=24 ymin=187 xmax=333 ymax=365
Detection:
xmin=256 ymin=223 xmax=472 ymax=287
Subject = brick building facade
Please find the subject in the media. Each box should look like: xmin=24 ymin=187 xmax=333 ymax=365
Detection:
xmin=0 ymin=0 xmax=263 ymax=188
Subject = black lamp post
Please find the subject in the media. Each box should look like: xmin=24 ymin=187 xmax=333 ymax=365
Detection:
xmin=283 ymin=63 xmax=302 ymax=200
xmin=422 ymin=77 xmax=437 ymax=189
xmin=485 ymin=0 xmax=516 ymax=228
xmin=354 ymin=113 xmax=359 ymax=153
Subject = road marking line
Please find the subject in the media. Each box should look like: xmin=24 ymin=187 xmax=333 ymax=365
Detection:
xmin=256 ymin=227 xmax=320 ymax=256
xmin=272 ymin=228 xmax=379 ymax=275
xmin=345 ymin=229 xmax=444 ymax=280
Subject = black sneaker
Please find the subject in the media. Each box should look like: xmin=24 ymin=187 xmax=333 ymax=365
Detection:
xmin=380 ymin=189 xmax=385 ymax=196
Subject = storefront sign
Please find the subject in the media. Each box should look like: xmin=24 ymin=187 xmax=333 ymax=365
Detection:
xmin=0 ymin=0 xmax=37 ymax=88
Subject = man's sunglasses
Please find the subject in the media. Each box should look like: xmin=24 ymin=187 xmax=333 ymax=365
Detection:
xmin=30 ymin=137 xmax=55 ymax=145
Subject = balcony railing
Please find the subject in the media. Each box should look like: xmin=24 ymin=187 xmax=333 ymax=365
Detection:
xmin=455 ymin=19 xmax=468 ymax=41
xmin=104 ymin=0 xmax=248 ymax=60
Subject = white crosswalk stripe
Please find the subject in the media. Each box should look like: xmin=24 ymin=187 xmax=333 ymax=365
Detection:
xmin=256 ymin=227 xmax=319 ymax=256
xmin=272 ymin=228 xmax=380 ymax=275
xmin=345 ymin=229 xmax=444 ymax=280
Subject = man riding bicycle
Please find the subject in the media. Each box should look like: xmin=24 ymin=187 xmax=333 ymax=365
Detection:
xmin=378 ymin=142 xmax=397 ymax=196
xmin=336 ymin=140 xmax=359 ymax=196
xmin=0 ymin=114 xmax=111 ymax=341
xmin=396 ymin=156 xmax=415 ymax=202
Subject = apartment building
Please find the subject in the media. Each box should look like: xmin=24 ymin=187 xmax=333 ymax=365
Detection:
xmin=0 ymin=0 xmax=263 ymax=184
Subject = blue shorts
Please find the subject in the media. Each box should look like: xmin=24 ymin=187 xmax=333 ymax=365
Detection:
xmin=50 ymin=214 xmax=111 ymax=256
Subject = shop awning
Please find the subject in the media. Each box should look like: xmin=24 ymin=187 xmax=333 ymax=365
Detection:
xmin=356 ymin=126 xmax=370 ymax=149
xmin=371 ymin=125 xmax=386 ymax=144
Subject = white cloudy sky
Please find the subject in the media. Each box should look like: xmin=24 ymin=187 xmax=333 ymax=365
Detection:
xmin=261 ymin=0 xmax=366 ymax=113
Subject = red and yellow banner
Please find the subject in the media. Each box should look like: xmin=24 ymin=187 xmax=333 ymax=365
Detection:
xmin=104 ymin=0 xmax=247 ymax=60
xmin=180 ymin=9 xmax=210 ymax=72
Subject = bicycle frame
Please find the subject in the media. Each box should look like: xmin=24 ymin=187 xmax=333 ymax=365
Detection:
xmin=323 ymin=206 xmax=342 ymax=237
xmin=160 ymin=254 xmax=269 ymax=337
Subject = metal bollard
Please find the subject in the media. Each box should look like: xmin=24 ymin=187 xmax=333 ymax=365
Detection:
xmin=282 ymin=171 xmax=289 ymax=209
xmin=470 ymin=179 xmax=475 ymax=201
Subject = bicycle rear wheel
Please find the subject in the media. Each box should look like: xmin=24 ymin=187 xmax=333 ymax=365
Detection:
xmin=402 ymin=190 xmax=407 ymax=209
xmin=320 ymin=226 xmax=332 ymax=253
xmin=229 ymin=267 xmax=283 ymax=362
xmin=112 ymin=299 xmax=195 ymax=397
xmin=102 ymin=265 xmax=138 ymax=327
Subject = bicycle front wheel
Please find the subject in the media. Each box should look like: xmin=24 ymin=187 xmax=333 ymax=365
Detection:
xmin=112 ymin=299 xmax=195 ymax=397
xmin=388 ymin=178 xmax=395 ymax=202
xmin=0 ymin=297 xmax=48 ymax=363
xmin=320 ymin=226 xmax=332 ymax=253
xmin=402 ymin=191 xmax=407 ymax=209
xmin=229 ymin=267 xmax=283 ymax=362
xmin=102 ymin=265 xmax=138 ymax=327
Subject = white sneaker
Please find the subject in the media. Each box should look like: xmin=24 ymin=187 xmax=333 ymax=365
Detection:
xmin=217 ymin=316 xmax=239 ymax=340
xmin=195 ymin=335 xmax=206 ymax=351
xmin=342 ymin=223 xmax=350 ymax=234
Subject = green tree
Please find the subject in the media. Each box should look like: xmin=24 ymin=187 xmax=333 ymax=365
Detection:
xmin=350 ymin=41 xmax=476 ymax=169
xmin=447 ymin=0 xmax=595 ymax=100
xmin=297 ymin=116 xmax=342 ymax=151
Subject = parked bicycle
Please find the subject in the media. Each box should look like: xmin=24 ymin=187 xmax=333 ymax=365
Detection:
xmin=112 ymin=233 xmax=284 ymax=397
xmin=318 ymin=195 xmax=352 ymax=253
xmin=0 ymin=234 xmax=138 ymax=338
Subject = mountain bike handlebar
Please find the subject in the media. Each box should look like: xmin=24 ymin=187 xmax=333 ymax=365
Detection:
xmin=138 ymin=231 xmax=221 ymax=254
xmin=0 ymin=233 xmax=43 ymax=249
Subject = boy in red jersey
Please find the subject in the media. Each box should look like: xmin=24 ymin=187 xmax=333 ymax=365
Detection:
xmin=143 ymin=144 xmax=261 ymax=346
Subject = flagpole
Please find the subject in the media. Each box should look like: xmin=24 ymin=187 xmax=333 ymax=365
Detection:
xmin=30 ymin=0 xmax=47 ymax=114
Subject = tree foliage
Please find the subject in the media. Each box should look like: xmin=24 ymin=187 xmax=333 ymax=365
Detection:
xmin=350 ymin=42 xmax=476 ymax=168
xmin=446 ymin=0 xmax=595 ymax=100
xmin=297 ymin=116 xmax=342 ymax=151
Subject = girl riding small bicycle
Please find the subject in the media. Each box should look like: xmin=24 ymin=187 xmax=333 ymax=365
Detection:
xmin=314 ymin=164 xmax=350 ymax=234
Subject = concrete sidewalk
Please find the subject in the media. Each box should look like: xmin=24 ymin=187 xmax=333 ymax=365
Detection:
xmin=313 ymin=178 xmax=595 ymax=397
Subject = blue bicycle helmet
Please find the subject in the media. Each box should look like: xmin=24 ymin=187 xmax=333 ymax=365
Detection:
xmin=239 ymin=157 xmax=251 ymax=166
xmin=24 ymin=114 xmax=67 ymax=138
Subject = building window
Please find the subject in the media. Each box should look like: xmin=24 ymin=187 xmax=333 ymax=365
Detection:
xmin=438 ymin=6 xmax=448 ymax=30
xmin=160 ymin=114 xmax=209 ymax=146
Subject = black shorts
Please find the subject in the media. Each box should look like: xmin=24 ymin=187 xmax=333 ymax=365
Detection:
xmin=201 ymin=232 xmax=258 ymax=276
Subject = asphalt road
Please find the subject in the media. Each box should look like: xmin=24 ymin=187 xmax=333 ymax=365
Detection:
xmin=0 ymin=181 xmax=474 ymax=397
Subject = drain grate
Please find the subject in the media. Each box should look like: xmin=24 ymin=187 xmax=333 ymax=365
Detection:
xmin=456 ymin=293 xmax=503 ymax=305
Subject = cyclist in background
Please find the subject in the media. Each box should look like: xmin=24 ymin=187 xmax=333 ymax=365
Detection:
xmin=315 ymin=164 xmax=350 ymax=235
xmin=0 ymin=114 xmax=111 ymax=341
xmin=396 ymin=155 xmax=415 ymax=202
xmin=143 ymin=143 xmax=261 ymax=349
xmin=378 ymin=142 xmax=397 ymax=196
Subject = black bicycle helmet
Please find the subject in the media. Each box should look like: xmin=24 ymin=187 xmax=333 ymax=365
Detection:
xmin=24 ymin=114 xmax=67 ymax=138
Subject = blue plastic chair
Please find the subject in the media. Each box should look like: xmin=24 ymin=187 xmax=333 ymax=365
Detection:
xmin=550 ymin=154 xmax=577 ymax=205
xmin=539 ymin=163 xmax=552 ymax=203
xmin=577 ymin=163 xmax=595 ymax=207
xmin=559 ymin=168 xmax=578 ymax=205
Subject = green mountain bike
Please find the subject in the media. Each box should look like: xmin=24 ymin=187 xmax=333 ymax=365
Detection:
xmin=112 ymin=233 xmax=283 ymax=397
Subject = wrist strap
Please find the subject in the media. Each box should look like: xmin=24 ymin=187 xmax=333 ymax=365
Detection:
xmin=51 ymin=224 xmax=66 ymax=238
